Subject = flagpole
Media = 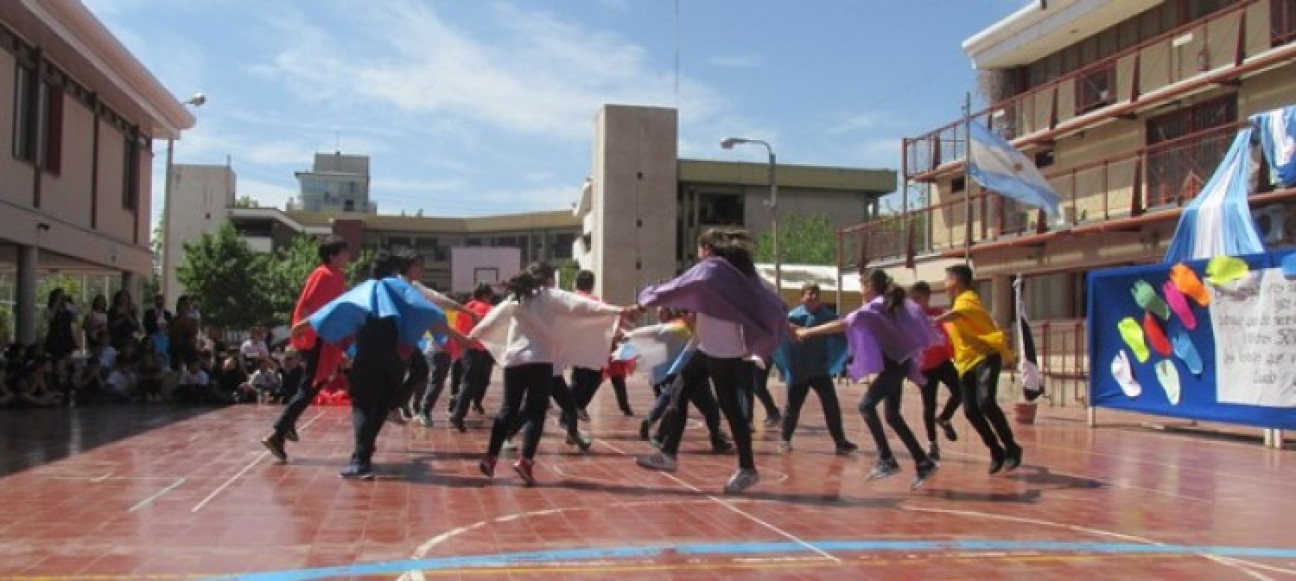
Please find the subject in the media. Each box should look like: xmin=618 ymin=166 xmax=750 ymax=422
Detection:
xmin=963 ymin=91 xmax=973 ymax=266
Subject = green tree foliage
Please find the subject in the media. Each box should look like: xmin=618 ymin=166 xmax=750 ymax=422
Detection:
xmin=176 ymin=223 xmax=272 ymax=329
xmin=755 ymin=213 xmax=838 ymax=266
xmin=233 ymin=196 xmax=260 ymax=208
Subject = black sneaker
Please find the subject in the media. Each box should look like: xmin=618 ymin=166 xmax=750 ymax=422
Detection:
xmin=711 ymin=435 xmax=734 ymax=454
xmin=639 ymin=419 xmax=652 ymax=441
xmin=283 ymin=427 xmax=299 ymax=442
xmin=339 ymin=462 xmax=374 ymax=480
xmin=936 ymin=418 xmax=958 ymax=442
xmin=835 ymin=440 xmax=859 ymax=456
xmin=261 ymin=435 xmax=287 ymax=463
xmin=449 ymin=416 xmax=467 ymax=433
xmin=763 ymin=415 xmax=782 ymax=428
xmin=1005 ymin=444 xmax=1023 ymax=471
xmin=911 ymin=461 xmax=939 ymax=490
xmin=988 ymin=450 xmax=1006 ymax=475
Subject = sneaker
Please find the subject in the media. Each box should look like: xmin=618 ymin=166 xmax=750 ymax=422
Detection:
xmin=1005 ymin=444 xmax=1024 ymax=471
xmin=835 ymin=441 xmax=859 ymax=456
xmin=866 ymin=459 xmax=901 ymax=481
xmin=638 ymin=419 xmax=652 ymax=441
xmin=988 ymin=450 xmax=1006 ymax=475
xmin=513 ymin=458 xmax=536 ymax=486
xmin=479 ymin=456 xmax=497 ymax=478
xmin=502 ymin=439 xmax=518 ymax=452
xmin=566 ymin=432 xmax=593 ymax=451
xmin=777 ymin=440 xmax=793 ymax=454
xmin=936 ymin=418 xmax=958 ymax=442
xmin=635 ymin=452 xmax=678 ymax=472
xmin=261 ymin=435 xmax=288 ymax=463
xmin=386 ymin=408 xmax=409 ymax=426
xmin=723 ymin=468 xmax=760 ymax=494
xmin=928 ymin=443 xmax=941 ymax=463
xmin=415 ymin=411 xmax=433 ymax=427
xmin=577 ymin=409 xmax=591 ymax=422
xmin=283 ymin=427 xmax=299 ymax=443
xmin=339 ymin=461 xmax=375 ymax=480
xmin=449 ymin=416 xmax=467 ymax=433
xmin=763 ymin=415 xmax=782 ymax=428
xmin=650 ymin=436 xmax=663 ymax=450
xmin=911 ymin=461 xmax=939 ymax=490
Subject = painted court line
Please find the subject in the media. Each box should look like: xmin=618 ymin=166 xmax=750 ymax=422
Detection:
xmin=129 ymin=477 xmax=186 ymax=512
xmin=191 ymin=411 xmax=325 ymax=513
xmin=595 ymin=439 xmax=841 ymax=564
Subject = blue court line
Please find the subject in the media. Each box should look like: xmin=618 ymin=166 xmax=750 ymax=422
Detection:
xmin=210 ymin=539 xmax=1296 ymax=580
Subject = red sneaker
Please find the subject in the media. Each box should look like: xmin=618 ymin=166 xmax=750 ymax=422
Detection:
xmin=513 ymin=458 xmax=536 ymax=486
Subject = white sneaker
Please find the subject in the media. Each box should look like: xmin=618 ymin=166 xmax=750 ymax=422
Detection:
xmin=635 ymin=452 xmax=678 ymax=472
xmin=501 ymin=439 xmax=518 ymax=453
xmin=724 ymin=468 xmax=759 ymax=494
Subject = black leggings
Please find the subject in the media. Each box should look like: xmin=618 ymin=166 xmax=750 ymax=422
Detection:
xmin=858 ymin=358 xmax=927 ymax=467
xmin=661 ymin=354 xmax=754 ymax=470
xmin=960 ymin=355 xmax=1016 ymax=456
xmin=919 ymin=360 xmax=963 ymax=443
xmin=487 ymin=363 xmax=553 ymax=460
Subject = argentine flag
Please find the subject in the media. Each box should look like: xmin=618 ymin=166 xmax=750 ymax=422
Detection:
xmin=1164 ymin=128 xmax=1265 ymax=263
xmin=967 ymin=122 xmax=1063 ymax=221
xmin=1256 ymin=105 xmax=1296 ymax=188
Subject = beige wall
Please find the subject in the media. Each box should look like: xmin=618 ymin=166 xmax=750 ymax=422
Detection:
xmin=0 ymin=51 xmax=34 ymax=209
xmin=591 ymin=105 xmax=679 ymax=304
xmin=40 ymin=92 xmax=96 ymax=230
xmin=164 ymin=165 xmax=235 ymax=305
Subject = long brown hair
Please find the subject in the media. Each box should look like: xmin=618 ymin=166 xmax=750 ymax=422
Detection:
xmin=865 ymin=269 xmax=906 ymax=313
xmin=697 ymin=227 xmax=756 ymax=277
xmin=505 ymin=262 xmax=555 ymax=301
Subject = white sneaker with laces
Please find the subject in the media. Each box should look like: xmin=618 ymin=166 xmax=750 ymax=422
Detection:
xmin=724 ymin=468 xmax=759 ymax=494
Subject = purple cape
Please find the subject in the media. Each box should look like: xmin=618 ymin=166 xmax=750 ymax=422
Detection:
xmin=844 ymin=298 xmax=940 ymax=384
xmin=637 ymin=257 xmax=787 ymax=357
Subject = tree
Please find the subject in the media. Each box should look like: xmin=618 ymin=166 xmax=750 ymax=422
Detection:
xmin=755 ymin=213 xmax=838 ymax=266
xmin=234 ymin=196 xmax=259 ymax=208
xmin=259 ymin=235 xmax=372 ymax=326
xmin=176 ymin=223 xmax=272 ymax=329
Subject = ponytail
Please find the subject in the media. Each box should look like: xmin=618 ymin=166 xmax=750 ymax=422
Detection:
xmin=506 ymin=261 xmax=554 ymax=301
xmin=865 ymin=269 xmax=906 ymax=313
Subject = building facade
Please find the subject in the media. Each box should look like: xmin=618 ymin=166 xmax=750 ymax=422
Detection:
xmin=575 ymin=104 xmax=896 ymax=304
xmin=162 ymin=163 xmax=235 ymax=307
xmin=0 ymin=1 xmax=193 ymax=344
xmin=291 ymin=152 xmax=374 ymax=214
xmin=843 ymin=0 xmax=1296 ymax=396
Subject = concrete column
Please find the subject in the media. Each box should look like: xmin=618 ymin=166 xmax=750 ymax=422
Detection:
xmin=122 ymin=271 xmax=141 ymax=311
xmin=15 ymin=244 xmax=38 ymax=345
xmin=991 ymin=274 xmax=1014 ymax=331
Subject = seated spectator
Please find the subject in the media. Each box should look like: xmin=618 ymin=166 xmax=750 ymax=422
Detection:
xmin=21 ymin=355 xmax=63 ymax=407
xmin=178 ymin=357 xmax=224 ymax=404
xmin=247 ymin=356 xmax=282 ymax=403
xmin=74 ymin=358 xmax=108 ymax=404
xmin=136 ymin=336 xmax=166 ymax=403
xmin=96 ymin=332 xmax=118 ymax=372
xmin=214 ymin=353 xmax=254 ymax=403
xmin=277 ymin=349 xmax=304 ymax=404
xmin=240 ymin=327 xmax=271 ymax=372
xmin=105 ymin=357 xmax=136 ymax=403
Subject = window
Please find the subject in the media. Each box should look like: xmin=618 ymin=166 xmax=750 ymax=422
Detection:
xmin=1275 ymin=0 xmax=1296 ymax=46
xmin=551 ymin=233 xmax=576 ymax=260
xmin=1034 ymin=149 xmax=1055 ymax=168
xmin=1145 ymin=95 xmax=1237 ymax=206
xmin=11 ymin=60 xmax=64 ymax=175
xmin=1075 ymin=64 xmax=1116 ymax=115
xmin=122 ymin=132 xmax=142 ymax=210
xmin=697 ymin=192 xmax=744 ymax=225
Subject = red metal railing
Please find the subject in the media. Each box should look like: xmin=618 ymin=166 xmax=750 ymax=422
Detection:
xmin=1275 ymin=0 xmax=1296 ymax=46
xmin=1010 ymin=319 xmax=1090 ymax=408
xmin=904 ymin=0 xmax=1265 ymax=181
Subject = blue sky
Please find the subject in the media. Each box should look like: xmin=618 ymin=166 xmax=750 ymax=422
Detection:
xmin=83 ymin=0 xmax=1024 ymax=222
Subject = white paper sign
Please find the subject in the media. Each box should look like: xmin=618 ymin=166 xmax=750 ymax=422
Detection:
xmin=1210 ymin=268 xmax=1296 ymax=407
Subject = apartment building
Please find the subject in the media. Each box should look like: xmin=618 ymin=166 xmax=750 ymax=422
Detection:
xmin=843 ymin=0 xmax=1296 ymax=397
xmin=0 ymin=1 xmax=193 ymax=344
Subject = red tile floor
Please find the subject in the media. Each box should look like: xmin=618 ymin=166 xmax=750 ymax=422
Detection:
xmin=1 ymin=375 xmax=1293 ymax=580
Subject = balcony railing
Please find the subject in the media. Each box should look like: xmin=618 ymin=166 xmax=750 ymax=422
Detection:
xmin=847 ymin=123 xmax=1241 ymax=267
xmin=902 ymin=0 xmax=1287 ymax=181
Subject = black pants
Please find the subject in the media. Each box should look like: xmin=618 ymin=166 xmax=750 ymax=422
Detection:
xmin=960 ymin=355 xmax=1016 ymax=456
xmin=451 ymin=350 xmax=494 ymax=420
xmin=487 ymin=363 xmax=553 ymax=460
xmin=348 ymin=357 xmax=404 ymax=464
xmin=919 ymin=360 xmax=963 ymax=443
xmin=858 ymin=358 xmax=927 ymax=466
xmin=450 ymin=357 xmax=464 ymax=403
xmin=649 ymin=357 xmax=723 ymax=438
xmin=745 ymin=362 xmax=781 ymax=422
xmin=661 ymin=354 xmax=754 ymax=470
xmin=781 ymin=375 xmax=847 ymax=444
xmin=414 ymin=352 xmax=453 ymax=414
xmin=273 ymin=339 xmax=326 ymax=436
xmin=573 ymin=366 xmax=632 ymax=414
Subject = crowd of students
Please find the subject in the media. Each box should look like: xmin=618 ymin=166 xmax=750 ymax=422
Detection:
xmin=253 ymin=226 xmax=1024 ymax=495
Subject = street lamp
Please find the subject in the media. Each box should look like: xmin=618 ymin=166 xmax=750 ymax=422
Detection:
xmin=161 ymin=93 xmax=206 ymax=304
xmin=720 ymin=136 xmax=780 ymax=295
